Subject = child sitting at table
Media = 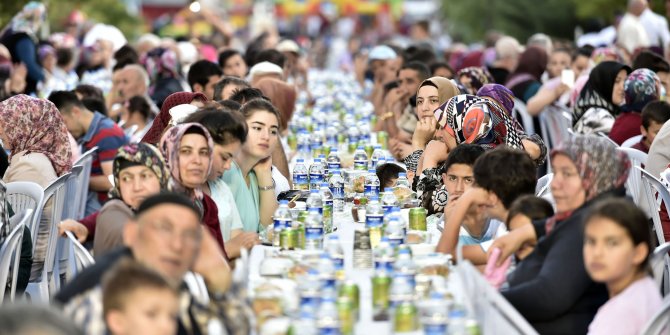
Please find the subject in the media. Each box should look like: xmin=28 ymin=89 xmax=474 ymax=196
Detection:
xmin=505 ymin=195 xmax=554 ymax=261
xmin=102 ymin=260 xmax=179 ymax=335
xmin=631 ymin=101 xmax=670 ymax=153
xmin=376 ymin=162 xmax=406 ymax=188
xmin=584 ymin=198 xmax=662 ymax=335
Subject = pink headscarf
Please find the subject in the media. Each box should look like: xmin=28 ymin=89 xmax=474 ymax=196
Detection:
xmin=0 ymin=95 xmax=72 ymax=176
xmin=159 ymin=123 xmax=214 ymax=200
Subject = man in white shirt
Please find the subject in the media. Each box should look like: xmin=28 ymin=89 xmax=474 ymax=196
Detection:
xmin=617 ymin=0 xmax=651 ymax=55
xmin=639 ymin=1 xmax=670 ymax=51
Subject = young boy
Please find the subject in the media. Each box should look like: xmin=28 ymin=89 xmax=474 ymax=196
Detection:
xmin=376 ymin=162 xmax=407 ymax=188
xmin=506 ymin=195 xmax=554 ymax=260
xmin=632 ymin=101 xmax=670 ymax=153
xmin=102 ymin=260 xmax=179 ymax=335
xmin=437 ymin=147 xmax=537 ymax=264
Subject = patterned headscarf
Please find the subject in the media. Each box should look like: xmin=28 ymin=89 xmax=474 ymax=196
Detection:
xmin=159 ymin=123 xmax=214 ymax=201
xmin=477 ymin=84 xmax=515 ymax=115
xmin=141 ymin=91 xmax=208 ymax=144
xmin=622 ymin=68 xmax=661 ymax=113
xmin=455 ymin=67 xmax=493 ymax=94
xmin=551 ymin=136 xmax=630 ymax=201
xmin=141 ymin=47 xmax=180 ymax=82
xmin=0 ymin=95 xmax=72 ymax=176
xmin=0 ymin=2 xmax=46 ymax=42
xmin=109 ymin=143 xmax=170 ymax=201
xmin=591 ymin=47 xmax=621 ymax=65
xmin=416 ymin=76 xmax=461 ymax=106
xmin=435 ymin=94 xmax=524 ymax=150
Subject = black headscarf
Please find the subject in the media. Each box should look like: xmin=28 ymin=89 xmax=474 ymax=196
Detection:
xmin=573 ymin=61 xmax=631 ymax=123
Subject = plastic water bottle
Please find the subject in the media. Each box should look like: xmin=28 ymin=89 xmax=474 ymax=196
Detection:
xmin=304 ymin=208 xmax=324 ymax=250
xmin=420 ymin=293 xmax=449 ymax=335
xmin=385 ymin=217 xmax=405 ymax=248
xmin=319 ymin=182 xmax=334 ymax=233
xmin=310 ymin=127 xmax=324 ymax=156
xmin=298 ymin=269 xmax=322 ymax=315
xmin=347 ymin=126 xmax=360 ymax=146
xmin=327 ymin=148 xmax=341 ymax=170
xmin=325 ymin=235 xmax=345 ymax=280
xmin=293 ymin=159 xmax=309 ymax=191
xmin=366 ymin=196 xmax=384 ymax=248
xmin=358 ymin=118 xmax=371 ymax=142
xmin=317 ymin=253 xmax=337 ymax=289
xmin=374 ymin=237 xmax=395 ymax=273
xmin=353 ymin=146 xmax=368 ymax=171
xmin=307 ymin=189 xmax=323 ymax=215
xmin=381 ymin=187 xmax=399 ymax=215
xmin=396 ymin=172 xmax=411 ymax=189
xmin=290 ymin=311 xmax=318 ymax=335
xmin=326 ymin=125 xmax=338 ymax=147
xmin=393 ymin=248 xmax=417 ymax=287
xmin=328 ymin=169 xmax=345 ymax=213
xmin=273 ymin=200 xmax=293 ymax=247
xmin=370 ymin=145 xmax=383 ymax=169
xmin=318 ymin=154 xmax=328 ymax=179
xmin=364 ymin=169 xmax=380 ymax=198
xmin=448 ymin=308 xmax=467 ymax=335
xmin=298 ymin=129 xmax=311 ymax=159
xmin=309 ymin=159 xmax=325 ymax=190
xmin=316 ymin=295 xmax=341 ymax=334
xmin=389 ymin=277 xmax=419 ymax=332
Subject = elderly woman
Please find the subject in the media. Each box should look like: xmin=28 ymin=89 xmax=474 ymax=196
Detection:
xmin=93 ymin=143 xmax=170 ymax=257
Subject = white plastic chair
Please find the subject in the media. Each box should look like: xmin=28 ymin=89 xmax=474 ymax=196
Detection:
xmin=639 ymin=167 xmax=670 ymax=247
xmin=618 ymin=148 xmax=648 ymax=205
xmin=55 ymin=166 xmax=85 ymax=286
xmin=597 ymin=132 xmax=620 ymax=147
xmin=512 ymin=98 xmax=535 ymax=135
xmin=622 ymin=134 xmax=643 ymax=148
xmin=184 ymin=272 xmax=210 ymax=305
xmin=536 ymin=173 xmax=553 ymax=197
xmin=0 ymin=209 xmax=32 ymax=303
xmin=63 ymin=231 xmax=94 ymax=284
xmin=6 ymin=181 xmax=45 ymax=247
xmin=640 ymin=294 xmax=670 ymax=335
xmin=73 ymin=147 xmax=97 ymax=220
xmin=652 ymin=242 xmax=670 ymax=296
xmin=25 ymin=172 xmax=70 ymax=303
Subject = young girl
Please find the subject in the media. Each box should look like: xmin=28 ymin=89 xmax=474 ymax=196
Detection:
xmin=584 ymin=198 xmax=662 ymax=335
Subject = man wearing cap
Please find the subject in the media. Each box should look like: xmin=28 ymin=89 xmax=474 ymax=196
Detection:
xmin=56 ymin=193 xmax=250 ymax=335
xmin=276 ymin=39 xmax=308 ymax=88
xmin=248 ymin=61 xmax=284 ymax=85
xmin=367 ymin=45 xmax=403 ymax=117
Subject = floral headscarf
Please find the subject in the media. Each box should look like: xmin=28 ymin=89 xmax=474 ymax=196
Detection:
xmin=0 ymin=95 xmax=72 ymax=176
xmin=477 ymin=84 xmax=515 ymax=115
xmin=0 ymin=2 xmax=46 ymax=42
xmin=141 ymin=91 xmax=208 ymax=144
xmin=551 ymin=136 xmax=630 ymax=201
xmin=159 ymin=123 xmax=214 ymax=201
xmin=455 ymin=67 xmax=493 ymax=94
xmin=435 ymin=94 xmax=523 ymax=150
xmin=109 ymin=143 xmax=170 ymax=201
xmin=623 ymin=68 xmax=661 ymax=113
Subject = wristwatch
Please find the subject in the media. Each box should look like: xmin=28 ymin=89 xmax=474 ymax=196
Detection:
xmin=259 ymin=180 xmax=275 ymax=191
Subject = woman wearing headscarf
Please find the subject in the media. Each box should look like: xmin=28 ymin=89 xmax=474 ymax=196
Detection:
xmin=0 ymin=94 xmax=72 ymax=280
xmin=573 ymin=61 xmax=632 ymax=135
xmin=489 ymin=136 xmax=630 ymax=334
xmin=142 ymin=47 xmax=186 ymax=109
xmin=254 ymin=77 xmax=297 ymax=134
xmin=402 ymin=76 xmax=460 ymax=174
xmin=505 ymin=47 xmax=548 ymax=103
xmin=0 ymin=2 xmax=46 ymax=95
xmin=159 ymin=123 xmax=227 ymax=258
xmin=455 ymin=66 xmax=493 ymax=95
xmin=609 ymin=69 xmax=661 ymax=145
xmin=93 ymin=143 xmax=170 ymax=257
xmin=141 ymin=91 xmax=208 ymax=145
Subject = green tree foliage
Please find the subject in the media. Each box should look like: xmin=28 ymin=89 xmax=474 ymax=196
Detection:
xmin=0 ymin=0 xmax=141 ymax=41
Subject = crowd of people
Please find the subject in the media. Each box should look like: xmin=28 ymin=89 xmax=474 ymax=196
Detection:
xmin=1 ymin=0 xmax=670 ymax=334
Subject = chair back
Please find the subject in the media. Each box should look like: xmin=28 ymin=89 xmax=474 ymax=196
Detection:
xmin=63 ymin=231 xmax=94 ymax=284
xmin=639 ymin=167 xmax=670 ymax=246
xmin=640 ymin=294 xmax=670 ymax=335
xmin=622 ymin=134 xmax=643 ymax=148
xmin=652 ymin=242 xmax=670 ymax=296
xmin=618 ymin=148 xmax=648 ymax=204
xmin=0 ymin=209 xmax=31 ymax=302
xmin=536 ymin=173 xmax=553 ymax=197
xmin=73 ymin=147 xmax=97 ymax=219
xmin=512 ymin=98 xmax=535 ymax=135
xmin=6 ymin=181 xmax=45 ymax=249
